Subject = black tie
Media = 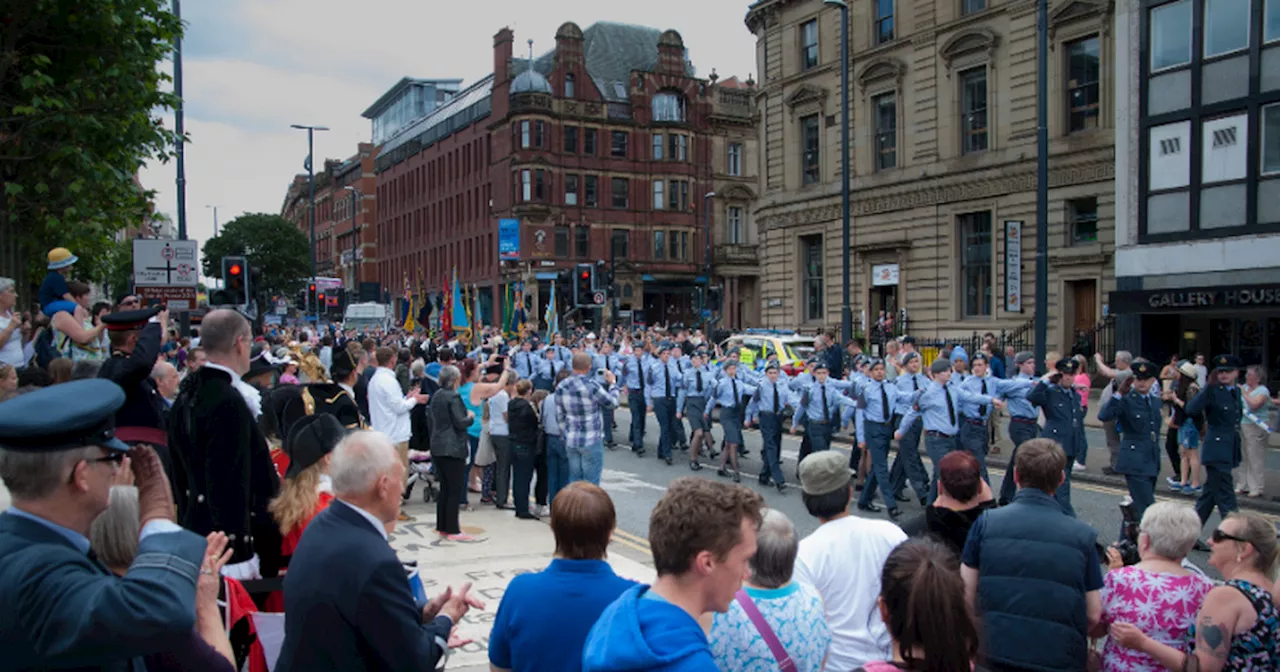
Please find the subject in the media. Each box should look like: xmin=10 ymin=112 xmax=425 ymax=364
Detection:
xmin=639 ymin=358 xmax=646 ymax=393
xmin=773 ymin=383 xmax=780 ymax=414
xmin=696 ymin=370 xmax=703 ymax=393
xmin=912 ymin=375 xmax=919 ymax=392
xmin=732 ymin=379 xmax=739 ymax=407
xmin=677 ymin=361 xmax=684 ymax=373
xmin=821 ymin=385 xmax=829 ymax=423
xmin=945 ymin=386 xmax=957 ymax=427
xmin=880 ymin=382 xmax=890 ymax=423
xmin=604 ymin=357 xmax=610 ymax=373
xmin=665 ymin=366 xmax=672 ymax=398
xmin=979 ymin=379 xmax=988 ymax=417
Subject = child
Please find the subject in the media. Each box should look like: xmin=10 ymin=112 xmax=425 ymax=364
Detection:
xmin=39 ymin=247 xmax=79 ymax=318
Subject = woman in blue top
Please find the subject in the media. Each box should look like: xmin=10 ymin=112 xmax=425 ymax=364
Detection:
xmin=459 ymin=358 xmax=512 ymax=507
xmin=488 ymin=482 xmax=637 ymax=672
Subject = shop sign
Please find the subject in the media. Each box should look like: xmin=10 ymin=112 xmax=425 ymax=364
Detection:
xmin=1109 ymin=284 xmax=1280 ymax=313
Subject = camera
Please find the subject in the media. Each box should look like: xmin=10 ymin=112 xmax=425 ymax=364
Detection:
xmin=1114 ymin=499 xmax=1142 ymax=566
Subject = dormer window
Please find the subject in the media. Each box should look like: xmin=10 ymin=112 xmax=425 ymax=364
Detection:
xmin=565 ymin=73 xmax=575 ymax=98
xmin=652 ymin=91 xmax=687 ymax=122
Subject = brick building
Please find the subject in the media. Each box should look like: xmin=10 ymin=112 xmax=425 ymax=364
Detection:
xmin=374 ymin=21 xmax=756 ymax=328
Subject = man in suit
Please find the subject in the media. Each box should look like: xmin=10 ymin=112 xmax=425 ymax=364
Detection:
xmin=0 ymin=379 xmax=208 ymax=671
xmin=97 ymin=306 xmax=171 ymax=474
xmin=277 ymin=430 xmax=483 ymax=672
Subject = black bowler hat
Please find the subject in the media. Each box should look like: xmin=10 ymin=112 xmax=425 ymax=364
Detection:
xmin=330 ymin=349 xmax=361 ymax=380
xmin=284 ymin=414 xmax=345 ymax=478
xmin=1212 ymin=354 xmax=1243 ymax=371
xmin=1131 ymin=360 xmax=1156 ymax=380
xmin=100 ymin=305 xmax=163 ymax=332
xmin=0 ymin=379 xmax=129 ymax=452
xmin=243 ymin=347 xmax=279 ymax=381
xmin=1054 ymin=358 xmax=1080 ymax=375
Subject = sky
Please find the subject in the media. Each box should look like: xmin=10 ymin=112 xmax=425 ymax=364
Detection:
xmin=138 ymin=0 xmax=759 ymax=253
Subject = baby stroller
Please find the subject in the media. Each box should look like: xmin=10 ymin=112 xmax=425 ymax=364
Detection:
xmin=404 ymin=449 xmax=437 ymax=504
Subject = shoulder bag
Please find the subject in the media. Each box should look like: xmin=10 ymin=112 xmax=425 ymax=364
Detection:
xmin=734 ymin=589 xmax=796 ymax=672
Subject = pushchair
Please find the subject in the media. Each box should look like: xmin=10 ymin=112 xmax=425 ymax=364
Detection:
xmin=404 ymin=449 xmax=437 ymax=504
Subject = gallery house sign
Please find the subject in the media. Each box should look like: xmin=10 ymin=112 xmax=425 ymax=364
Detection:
xmin=1109 ymin=285 xmax=1280 ymax=313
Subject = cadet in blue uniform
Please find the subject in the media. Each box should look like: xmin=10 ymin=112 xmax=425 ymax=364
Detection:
xmin=998 ymin=351 xmax=1043 ymax=505
xmin=705 ymin=360 xmax=756 ymax=483
xmin=1097 ymin=359 xmax=1162 ymax=531
xmin=889 ymin=352 xmax=930 ymax=504
xmin=621 ymin=343 xmax=649 ymax=455
xmin=645 ymin=344 xmax=684 ymax=465
xmin=957 ymin=353 xmax=1036 ymax=484
xmin=680 ymin=351 xmax=714 ymax=470
xmin=1186 ymin=354 xmax=1244 ymax=529
xmin=746 ymin=362 xmax=794 ymax=491
xmin=1028 ymin=358 xmax=1087 ymax=517
xmin=852 ymin=358 xmax=904 ymax=518
xmin=791 ymin=362 xmax=857 ymax=457
xmin=533 ymin=348 xmax=565 ymax=392
xmin=512 ymin=339 xmax=538 ymax=380
xmin=592 ymin=341 xmax=620 ymax=449
xmin=0 ymin=379 xmax=208 ymax=671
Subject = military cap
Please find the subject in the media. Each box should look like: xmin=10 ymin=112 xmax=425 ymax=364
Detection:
xmin=725 ymin=347 xmax=741 ymax=357
xmin=970 ymin=352 xmax=988 ymax=364
xmin=901 ymin=351 xmax=920 ymax=365
xmin=1212 ymin=354 xmax=1243 ymax=371
xmin=1055 ymin=358 xmax=1080 ymax=375
xmin=812 ymin=360 xmax=830 ymax=372
xmin=1014 ymin=351 xmax=1036 ymax=366
xmin=764 ymin=362 xmax=780 ymax=372
xmin=654 ymin=342 xmax=671 ymax=354
xmin=798 ymin=451 xmax=853 ymax=496
xmin=722 ymin=359 xmax=739 ymax=370
xmin=285 ymin=414 xmax=345 ymax=479
xmin=867 ymin=357 xmax=886 ymax=369
xmin=931 ymin=358 xmax=952 ymax=374
xmin=1130 ymin=360 xmax=1156 ymax=380
xmin=100 ymin=305 xmax=163 ymax=332
xmin=0 ymin=379 xmax=129 ymax=452
xmin=330 ymin=348 xmax=361 ymax=380
xmin=244 ymin=348 xmax=280 ymax=381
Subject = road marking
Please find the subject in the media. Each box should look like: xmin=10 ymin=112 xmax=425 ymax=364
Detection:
xmin=613 ymin=528 xmax=651 ymax=548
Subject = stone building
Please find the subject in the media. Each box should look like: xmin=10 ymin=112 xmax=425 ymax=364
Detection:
xmin=746 ymin=0 xmax=1116 ymax=352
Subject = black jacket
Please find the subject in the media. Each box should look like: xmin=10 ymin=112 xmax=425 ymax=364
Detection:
xmin=899 ymin=501 xmax=997 ymax=556
xmin=427 ymin=388 xmax=471 ymax=461
xmin=97 ymin=323 xmax=170 ymax=468
xmin=276 ymin=500 xmax=451 ymax=672
xmin=507 ymin=397 xmax=540 ymax=450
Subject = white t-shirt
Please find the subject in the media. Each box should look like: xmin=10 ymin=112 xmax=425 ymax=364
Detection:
xmin=791 ymin=515 xmax=907 ymax=670
xmin=0 ymin=313 xmax=25 ymax=367
xmin=488 ymin=390 xmax=511 ymax=437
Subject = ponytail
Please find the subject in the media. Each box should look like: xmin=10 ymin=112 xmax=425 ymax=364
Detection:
xmin=880 ymin=539 xmax=980 ymax=672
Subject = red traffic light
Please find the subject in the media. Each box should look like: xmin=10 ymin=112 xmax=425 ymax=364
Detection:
xmin=580 ymin=271 xmax=589 ymax=279
xmin=309 ymin=284 xmax=316 ymax=291
xmin=229 ymin=264 xmax=242 ymax=276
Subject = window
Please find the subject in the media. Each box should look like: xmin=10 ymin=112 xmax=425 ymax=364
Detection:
xmin=653 ymin=180 xmax=665 ymax=209
xmin=960 ymin=67 xmax=988 ymax=154
xmin=1151 ymin=0 xmax=1192 ymax=71
xmin=554 ymin=226 xmax=570 ymax=257
xmin=520 ymin=169 xmax=532 ymax=201
xmin=584 ymin=128 xmax=597 ymax=155
xmin=1069 ymin=198 xmax=1099 ymax=244
xmin=1205 ymin=0 xmax=1250 ymax=57
xmin=801 ymin=20 xmax=818 ymax=70
xmin=611 ymin=229 xmax=629 ymax=259
xmin=962 ymin=0 xmax=986 ymax=15
xmin=565 ymin=174 xmax=579 ymax=206
xmin=585 ymin=175 xmax=599 ymax=207
xmin=565 ymin=126 xmax=578 ymax=153
xmin=873 ymin=92 xmax=897 ymax=170
xmin=680 ymin=231 xmax=690 ymax=261
xmin=959 ymin=211 xmax=992 ymax=318
xmin=728 ymin=143 xmax=743 ymax=176
xmin=1066 ymin=37 xmax=1100 ymax=133
xmin=611 ymin=177 xmax=629 ymax=208
xmin=728 ymin=206 xmax=744 ymax=243
xmin=1263 ymin=104 xmax=1280 ymax=173
xmin=875 ymin=0 xmax=894 ymax=44
xmin=668 ymin=134 xmax=688 ymax=161
xmin=668 ymin=180 xmax=689 ymax=210
xmin=801 ymin=114 xmax=821 ymax=184
xmin=652 ymin=92 xmax=687 ymax=122
xmin=565 ymin=73 xmax=575 ymax=98
xmin=611 ymin=131 xmax=628 ymax=158
xmin=574 ymin=226 xmax=589 ymax=257
xmin=1268 ymin=0 xmax=1280 ymax=42
xmin=534 ymin=169 xmax=546 ymax=201
xmin=534 ymin=121 xmax=545 ymax=148
xmin=520 ymin=120 xmax=531 ymax=149
xmin=653 ymin=133 xmax=664 ymax=160
xmin=654 ymin=231 xmax=666 ymax=260
xmin=669 ymin=230 xmax=680 ymax=259
xmin=801 ymin=235 xmax=823 ymax=321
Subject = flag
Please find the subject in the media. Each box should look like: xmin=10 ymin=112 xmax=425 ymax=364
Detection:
xmin=544 ymin=282 xmax=558 ymax=337
xmin=440 ymin=273 xmax=452 ymax=339
xmin=402 ymin=272 xmax=415 ymax=332
xmin=451 ymin=267 xmax=470 ymax=341
xmin=516 ymin=282 xmax=526 ymax=337
xmin=472 ymin=284 xmax=483 ymax=332
xmin=502 ymin=283 xmax=512 ymax=337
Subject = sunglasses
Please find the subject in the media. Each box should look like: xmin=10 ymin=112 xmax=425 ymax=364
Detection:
xmin=89 ymin=452 xmax=127 ymax=465
xmin=1211 ymin=529 xmax=1250 ymax=545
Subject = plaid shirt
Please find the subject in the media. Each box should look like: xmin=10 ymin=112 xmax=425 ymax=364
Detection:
xmin=554 ymin=373 xmax=620 ymax=449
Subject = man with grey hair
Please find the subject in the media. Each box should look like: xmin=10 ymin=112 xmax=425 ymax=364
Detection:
xmin=277 ymin=430 xmax=482 ymax=672
xmin=151 ymin=361 xmax=180 ymax=407
xmin=1096 ymin=350 xmax=1134 ymax=476
xmin=0 ymin=379 xmax=209 ymax=669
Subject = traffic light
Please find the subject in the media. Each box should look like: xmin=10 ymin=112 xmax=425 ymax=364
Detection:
xmin=707 ymin=286 xmax=723 ymax=312
xmin=307 ymin=283 xmax=318 ymax=311
xmin=221 ymin=256 xmax=248 ymax=304
xmin=574 ymin=263 xmax=599 ymax=307
xmin=317 ymin=289 xmax=326 ymax=313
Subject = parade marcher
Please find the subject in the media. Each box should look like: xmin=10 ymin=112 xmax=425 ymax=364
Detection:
xmin=1186 ymin=354 xmax=1244 ymax=535
xmin=957 ymin=353 xmax=1034 ymax=484
xmin=1095 ymin=350 xmax=1135 ymax=476
xmin=680 ymin=350 xmax=714 ymax=471
xmin=645 ymin=344 xmax=684 ymax=466
xmin=1098 ymin=359 xmax=1163 ymax=533
xmin=512 ymin=338 xmax=537 ymax=380
xmin=746 ymin=362 xmax=794 ymax=491
xmin=704 ymin=359 xmax=756 ymax=483
xmin=851 ymin=358 xmax=903 ymax=518
xmin=997 ymin=351 xmax=1044 ymax=505
xmin=533 ymin=347 xmax=564 ymax=393
xmin=791 ymin=362 xmax=856 ymax=460
xmin=592 ymin=340 xmax=620 ymax=449
xmin=0 ymin=379 xmax=208 ymax=671
xmin=97 ymin=305 xmax=172 ymax=475
xmin=888 ymin=351 xmax=930 ymax=505
xmin=1027 ymin=358 xmax=1088 ymax=518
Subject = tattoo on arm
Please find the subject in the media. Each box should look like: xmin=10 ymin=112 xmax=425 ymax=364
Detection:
xmin=1197 ymin=615 xmax=1228 ymax=659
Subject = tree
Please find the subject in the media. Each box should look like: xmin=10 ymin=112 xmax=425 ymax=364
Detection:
xmin=201 ymin=213 xmax=310 ymax=299
xmin=0 ymin=0 xmax=183 ymax=295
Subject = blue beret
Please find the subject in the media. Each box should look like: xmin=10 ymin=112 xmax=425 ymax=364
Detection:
xmin=0 ymin=380 xmax=129 ymax=452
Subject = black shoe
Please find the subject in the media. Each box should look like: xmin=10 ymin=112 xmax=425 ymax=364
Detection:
xmin=635 ymin=449 xmax=647 ymax=457
xmin=895 ymin=493 xmax=911 ymax=503
xmin=919 ymin=496 xmax=928 ymax=507
xmin=857 ymin=503 xmax=883 ymax=513
xmin=855 ymin=483 xmax=865 ymax=492
xmin=515 ymin=512 xmax=540 ymax=521
xmin=690 ymin=460 xmax=702 ymax=471
xmin=888 ymin=508 xmax=903 ymax=521
xmin=759 ymin=476 xmax=771 ymax=486
xmin=664 ymin=456 xmax=673 ymax=466
xmin=738 ymin=449 xmax=750 ymax=458
xmin=709 ymin=450 xmax=721 ymax=460
xmin=717 ymin=468 xmax=729 ymax=478
xmin=606 ymin=442 xmax=618 ymax=451
xmin=732 ymin=471 xmax=741 ymax=483
xmin=1101 ymin=467 xmax=1118 ymax=476
xmin=776 ymin=483 xmax=788 ymax=494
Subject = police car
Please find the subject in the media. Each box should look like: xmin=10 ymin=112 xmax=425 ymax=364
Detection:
xmin=717 ymin=329 xmax=815 ymax=376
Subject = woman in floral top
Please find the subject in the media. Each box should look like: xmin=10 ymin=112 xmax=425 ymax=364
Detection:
xmin=1096 ymin=502 xmax=1213 ymax=672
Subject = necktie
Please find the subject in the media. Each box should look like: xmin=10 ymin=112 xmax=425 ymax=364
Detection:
xmin=696 ymin=370 xmax=704 ymax=393
xmin=677 ymin=361 xmax=684 ymax=373
xmin=821 ymin=385 xmax=829 ymax=423
xmin=732 ymin=379 xmax=739 ymax=407
xmin=665 ymin=366 xmax=672 ymax=398
xmin=604 ymin=357 xmax=610 ymax=373
xmin=639 ymin=358 xmax=646 ymax=393
xmin=979 ymin=379 xmax=988 ymax=417
xmin=913 ymin=375 xmax=919 ymax=392
xmin=945 ymin=386 xmax=957 ymax=428
xmin=880 ymin=382 xmax=890 ymax=423
xmin=773 ymin=383 xmax=780 ymax=414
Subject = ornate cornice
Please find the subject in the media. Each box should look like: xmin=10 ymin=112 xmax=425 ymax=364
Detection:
xmin=783 ymin=84 xmax=829 ymax=119
xmin=1048 ymin=0 xmax=1114 ymax=42
xmin=939 ymin=28 xmax=1001 ymax=74
xmin=856 ymin=57 xmax=907 ymax=97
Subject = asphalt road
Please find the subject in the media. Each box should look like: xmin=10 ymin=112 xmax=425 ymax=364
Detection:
xmin=599 ymin=407 xmax=1280 ymax=577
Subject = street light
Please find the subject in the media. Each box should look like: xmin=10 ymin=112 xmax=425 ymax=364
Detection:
xmin=205 ymin=204 xmax=220 ymax=237
xmin=825 ymin=0 xmax=853 ymax=344
xmin=290 ymin=124 xmax=329 ymax=324
xmin=703 ymin=191 xmax=715 ymax=331
xmin=342 ymin=185 xmax=360 ymax=298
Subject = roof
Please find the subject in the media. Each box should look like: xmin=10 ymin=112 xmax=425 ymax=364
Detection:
xmin=378 ymin=74 xmax=494 ymax=158
xmin=361 ymin=77 xmax=465 ymax=119
xmin=511 ymin=69 xmax=553 ymax=94
xmin=511 ymin=21 xmax=697 ymax=102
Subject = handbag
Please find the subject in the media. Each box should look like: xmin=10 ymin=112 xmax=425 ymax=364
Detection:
xmin=475 ymin=425 xmax=497 ymax=466
xmin=734 ymin=589 xmax=797 ymax=672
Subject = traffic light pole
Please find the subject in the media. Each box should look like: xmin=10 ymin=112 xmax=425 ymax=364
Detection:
xmin=172 ymin=0 xmax=190 ymax=338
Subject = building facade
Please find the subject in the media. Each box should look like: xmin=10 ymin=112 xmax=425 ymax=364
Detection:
xmin=747 ymin=0 xmax=1116 ymax=353
xmin=363 ymin=78 xmax=463 ymax=146
xmin=1112 ymin=0 xmax=1280 ymax=389
xmin=709 ymin=76 xmax=763 ymax=329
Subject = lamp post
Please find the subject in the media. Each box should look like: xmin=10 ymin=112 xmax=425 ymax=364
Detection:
xmin=290 ymin=124 xmax=329 ymax=324
xmin=825 ymin=0 xmax=853 ymax=344
xmin=343 ymin=185 xmax=360 ymax=301
xmin=172 ymin=0 xmax=189 ymax=337
xmin=205 ymin=204 xmax=220 ymax=237
xmin=703 ymin=191 xmax=715 ymax=331
xmin=1034 ymin=0 xmax=1049 ymax=369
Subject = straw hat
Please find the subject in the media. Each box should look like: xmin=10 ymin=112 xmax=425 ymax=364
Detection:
xmin=47 ymin=247 xmax=78 ymax=270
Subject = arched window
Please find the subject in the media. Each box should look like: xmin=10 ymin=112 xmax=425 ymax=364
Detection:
xmin=565 ymin=73 xmax=575 ymax=98
xmin=651 ymin=91 xmax=686 ymax=122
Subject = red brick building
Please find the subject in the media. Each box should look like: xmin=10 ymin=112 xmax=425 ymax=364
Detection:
xmin=375 ymin=21 xmax=750 ymax=327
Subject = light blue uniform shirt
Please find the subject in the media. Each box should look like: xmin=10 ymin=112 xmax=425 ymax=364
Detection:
xmin=1003 ymin=372 xmax=1040 ymax=420
xmin=541 ymin=392 xmax=562 ymax=436
xmin=645 ymin=358 xmax=684 ymax=405
xmin=857 ymin=378 xmax=903 ymax=425
xmin=788 ymin=371 xmax=815 ymax=392
xmin=512 ymin=349 xmax=538 ymax=379
xmin=537 ymin=357 xmax=568 ymax=384
xmin=795 ymin=379 xmax=857 ymax=424
xmin=715 ymin=361 xmax=761 ymax=385
xmin=704 ymin=376 xmax=757 ymax=416
xmin=592 ymin=352 xmax=620 ymax=377
xmin=894 ymin=372 xmax=929 ymax=416
xmin=899 ymin=380 xmax=996 ymax=435
xmin=747 ymin=377 xmax=795 ymax=421
xmin=960 ymin=374 xmax=1037 ymax=421
xmin=620 ymin=353 xmax=648 ymax=391
xmin=678 ymin=365 xmax=715 ymax=409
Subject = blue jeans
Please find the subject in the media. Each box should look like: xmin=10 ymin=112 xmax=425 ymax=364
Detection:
xmin=567 ymin=440 xmax=604 ymax=485
xmin=546 ymin=435 xmax=569 ymax=505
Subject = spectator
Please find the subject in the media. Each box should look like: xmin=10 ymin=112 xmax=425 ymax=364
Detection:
xmin=38 ymin=246 xmax=78 ymax=317
xmin=70 ymin=359 xmax=101 ymax=380
xmin=318 ymin=335 xmax=333 ymax=374
xmin=860 ymin=539 xmax=984 ymax=672
xmin=542 ymin=368 xmax=572 ymax=506
xmin=277 ymin=358 xmax=300 ymax=385
xmin=708 ymin=509 xmax=832 ymax=671
xmin=962 ymin=438 xmax=1103 ymax=672
xmin=555 ymin=352 xmax=620 ymax=485
xmin=367 ymin=346 xmax=429 ymax=522
xmin=584 ymin=478 xmax=764 ymax=672
xmin=150 ymin=360 xmax=181 ymax=408
xmin=794 ymin=451 xmax=908 ymax=668
xmin=1110 ymin=512 xmax=1279 ymax=669
xmin=186 ymin=346 xmax=207 ymax=372
xmin=268 ymin=414 xmax=344 ymax=559
xmin=0 ymin=363 xmax=15 ymax=396
xmin=50 ymin=281 xmax=106 ymax=362
xmin=429 ymin=364 xmax=476 ymax=541
xmin=507 ymin=379 xmax=541 ymax=521
xmin=48 ymin=356 xmax=73 ymax=384
xmin=276 ymin=430 xmax=482 ymax=671
xmin=0 ymin=277 xmax=27 ymax=368
xmin=1167 ymin=361 xmax=1203 ymax=494
xmin=489 ymin=482 xmax=637 ymax=672
xmin=900 ymin=451 xmax=997 ymax=556
xmin=16 ymin=365 xmax=52 ymax=390
xmin=1239 ymin=365 xmax=1271 ymax=498
xmin=395 ymin=348 xmax=412 ymax=394
xmin=1094 ymin=502 xmax=1212 ymax=672
xmin=489 ymin=368 xmax=516 ymax=510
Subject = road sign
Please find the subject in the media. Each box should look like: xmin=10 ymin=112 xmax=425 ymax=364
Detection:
xmin=133 ymin=239 xmax=199 ymax=287
xmin=593 ymin=291 xmax=606 ymax=305
xmin=275 ymin=298 xmax=288 ymax=316
xmin=137 ymin=286 xmax=197 ymax=311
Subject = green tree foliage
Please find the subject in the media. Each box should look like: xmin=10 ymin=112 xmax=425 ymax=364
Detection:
xmin=0 ymin=0 xmax=183 ymax=294
xmin=201 ymin=213 xmax=310 ymax=299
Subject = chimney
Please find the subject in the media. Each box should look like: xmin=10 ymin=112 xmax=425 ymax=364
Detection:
xmin=494 ymin=28 xmax=514 ymax=84
xmin=554 ymin=22 xmax=584 ymax=68
xmin=656 ymin=29 xmax=685 ymax=76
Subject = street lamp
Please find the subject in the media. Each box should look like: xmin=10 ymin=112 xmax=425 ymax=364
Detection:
xmin=703 ymin=191 xmax=715 ymax=331
xmin=342 ymin=185 xmax=360 ymax=298
xmin=825 ymin=0 xmax=853 ymax=343
xmin=205 ymin=204 xmax=220 ymax=237
xmin=290 ymin=124 xmax=329 ymax=324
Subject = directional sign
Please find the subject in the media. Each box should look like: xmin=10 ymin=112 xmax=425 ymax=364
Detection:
xmin=133 ymin=239 xmax=199 ymax=287
xmin=137 ymin=286 xmax=197 ymax=311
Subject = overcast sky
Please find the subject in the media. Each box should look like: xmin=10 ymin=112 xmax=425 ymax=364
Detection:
xmin=138 ymin=0 xmax=759 ymax=249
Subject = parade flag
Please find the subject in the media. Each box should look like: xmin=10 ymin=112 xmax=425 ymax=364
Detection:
xmin=402 ymin=272 xmax=415 ymax=332
xmin=544 ymin=282 xmax=558 ymax=336
xmin=472 ymin=284 xmax=483 ymax=332
xmin=451 ymin=267 xmax=470 ymax=340
xmin=440 ymin=273 xmax=452 ymax=338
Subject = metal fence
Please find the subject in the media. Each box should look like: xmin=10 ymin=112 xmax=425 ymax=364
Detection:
xmin=868 ymin=317 xmax=1035 ymax=369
